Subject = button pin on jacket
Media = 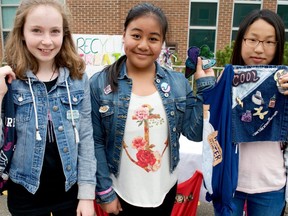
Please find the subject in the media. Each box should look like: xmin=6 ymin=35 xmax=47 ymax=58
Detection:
xmin=251 ymin=91 xmax=264 ymax=105
xmin=161 ymin=82 xmax=171 ymax=93
xmin=104 ymin=85 xmax=112 ymax=95
xmin=99 ymin=105 xmax=109 ymax=113
xmin=253 ymin=106 xmax=268 ymax=120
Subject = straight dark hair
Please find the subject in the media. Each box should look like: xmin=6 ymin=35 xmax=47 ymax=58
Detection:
xmin=231 ymin=9 xmax=285 ymax=65
xmin=105 ymin=2 xmax=168 ymax=91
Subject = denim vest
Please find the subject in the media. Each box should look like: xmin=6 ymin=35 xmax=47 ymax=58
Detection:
xmin=9 ymin=68 xmax=96 ymax=199
xmin=231 ymin=65 xmax=288 ymax=143
xmin=90 ymin=62 xmax=215 ymax=203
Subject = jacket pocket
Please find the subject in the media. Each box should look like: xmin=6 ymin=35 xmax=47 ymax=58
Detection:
xmin=13 ymin=92 xmax=33 ymax=123
xmin=175 ymin=100 xmax=186 ymax=131
xmin=99 ymin=101 xmax=114 ymax=135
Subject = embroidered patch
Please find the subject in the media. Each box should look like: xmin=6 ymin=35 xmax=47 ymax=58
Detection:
xmin=207 ymin=130 xmax=222 ymax=166
xmin=175 ymin=193 xmax=193 ymax=203
xmin=66 ymin=110 xmax=79 ymax=120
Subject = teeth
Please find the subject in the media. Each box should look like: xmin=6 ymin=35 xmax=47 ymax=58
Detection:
xmin=41 ymin=49 xmax=51 ymax=53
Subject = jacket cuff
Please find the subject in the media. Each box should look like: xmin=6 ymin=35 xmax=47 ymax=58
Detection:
xmin=196 ymin=76 xmax=216 ymax=93
xmin=77 ymin=184 xmax=96 ymax=200
xmin=96 ymin=187 xmax=117 ymax=204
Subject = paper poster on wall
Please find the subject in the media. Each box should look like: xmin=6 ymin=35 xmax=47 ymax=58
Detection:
xmin=73 ymin=34 xmax=124 ymax=78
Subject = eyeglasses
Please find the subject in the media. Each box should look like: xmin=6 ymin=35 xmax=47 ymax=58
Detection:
xmin=243 ymin=38 xmax=278 ymax=48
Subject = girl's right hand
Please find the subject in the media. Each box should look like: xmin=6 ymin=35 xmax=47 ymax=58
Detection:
xmin=0 ymin=66 xmax=16 ymax=99
xmin=100 ymin=197 xmax=123 ymax=215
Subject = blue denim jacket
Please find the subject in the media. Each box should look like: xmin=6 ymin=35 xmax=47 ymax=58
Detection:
xmin=90 ymin=62 xmax=215 ymax=203
xmin=231 ymin=65 xmax=288 ymax=143
xmin=9 ymin=68 xmax=96 ymax=199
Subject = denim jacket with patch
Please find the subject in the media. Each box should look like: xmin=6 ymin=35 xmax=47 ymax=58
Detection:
xmin=90 ymin=62 xmax=215 ymax=203
xmin=9 ymin=68 xmax=96 ymax=199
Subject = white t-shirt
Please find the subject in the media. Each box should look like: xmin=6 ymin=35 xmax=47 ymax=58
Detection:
xmin=111 ymin=91 xmax=178 ymax=207
xmin=237 ymin=141 xmax=286 ymax=194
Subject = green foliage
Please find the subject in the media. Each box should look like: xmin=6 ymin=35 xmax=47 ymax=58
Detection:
xmin=284 ymin=42 xmax=288 ymax=65
xmin=215 ymin=41 xmax=234 ymax=67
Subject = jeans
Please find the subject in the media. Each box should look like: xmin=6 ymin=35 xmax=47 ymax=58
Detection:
xmin=231 ymin=187 xmax=285 ymax=216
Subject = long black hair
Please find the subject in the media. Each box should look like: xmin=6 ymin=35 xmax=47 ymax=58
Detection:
xmin=105 ymin=2 xmax=168 ymax=91
xmin=231 ymin=9 xmax=285 ymax=65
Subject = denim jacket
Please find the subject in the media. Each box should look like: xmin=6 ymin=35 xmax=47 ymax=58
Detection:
xmin=90 ymin=62 xmax=215 ymax=203
xmin=9 ymin=68 xmax=96 ymax=199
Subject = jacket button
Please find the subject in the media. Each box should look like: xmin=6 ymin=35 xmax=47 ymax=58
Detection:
xmin=66 ymin=165 xmax=71 ymax=171
xmin=170 ymin=111 xmax=175 ymax=116
xmin=173 ymin=127 xmax=176 ymax=132
xmin=18 ymin=96 xmax=23 ymax=102
xmin=173 ymin=143 xmax=177 ymax=147
xmin=156 ymin=79 xmax=161 ymax=83
xmin=72 ymin=97 xmax=78 ymax=102
xmin=58 ymin=126 xmax=64 ymax=132
xmin=164 ymin=93 xmax=169 ymax=97
xmin=63 ymin=147 xmax=68 ymax=153
xmin=53 ymin=106 xmax=59 ymax=111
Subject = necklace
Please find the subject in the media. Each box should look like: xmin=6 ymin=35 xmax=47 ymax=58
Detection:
xmin=49 ymin=69 xmax=57 ymax=81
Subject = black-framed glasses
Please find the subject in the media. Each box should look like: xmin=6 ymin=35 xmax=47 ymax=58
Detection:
xmin=243 ymin=38 xmax=278 ymax=48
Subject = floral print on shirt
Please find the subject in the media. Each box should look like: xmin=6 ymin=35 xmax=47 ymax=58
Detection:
xmin=123 ymin=104 xmax=168 ymax=172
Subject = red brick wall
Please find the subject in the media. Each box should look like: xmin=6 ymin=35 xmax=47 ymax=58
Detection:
xmin=0 ymin=0 xmax=280 ymax=64
xmin=217 ymin=0 xmax=234 ymax=51
xmin=66 ymin=0 xmax=189 ymax=62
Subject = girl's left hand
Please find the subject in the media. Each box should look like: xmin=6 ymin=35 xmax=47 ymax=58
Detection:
xmin=278 ymin=73 xmax=288 ymax=95
xmin=76 ymin=199 xmax=95 ymax=216
xmin=194 ymin=57 xmax=215 ymax=80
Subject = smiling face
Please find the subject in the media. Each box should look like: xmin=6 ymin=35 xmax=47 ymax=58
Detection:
xmin=123 ymin=15 xmax=164 ymax=72
xmin=23 ymin=5 xmax=63 ymax=67
xmin=241 ymin=19 xmax=277 ymax=65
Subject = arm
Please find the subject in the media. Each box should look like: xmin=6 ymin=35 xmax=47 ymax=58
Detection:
xmin=89 ymin=74 xmax=120 ymax=214
xmin=182 ymin=57 xmax=216 ymax=141
xmin=0 ymin=66 xmax=16 ymax=145
xmin=76 ymin=74 xmax=97 ymax=216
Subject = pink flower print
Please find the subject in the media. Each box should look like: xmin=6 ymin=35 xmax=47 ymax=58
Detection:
xmin=132 ymin=136 xmax=147 ymax=150
xmin=134 ymin=106 xmax=149 ymax=121
xmin=136 ymin=150 xmax=156 ymax=171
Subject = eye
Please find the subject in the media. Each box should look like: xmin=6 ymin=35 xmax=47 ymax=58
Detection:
xmin=51 ymin=29 xmax=61 ymax=34
xmin=131 ymin=34 xmax=141 ymax=39
xmin=150 ymin=37 xmax=160 ymax=42
xmin=32 ymin=28 xmax=41 ymax=33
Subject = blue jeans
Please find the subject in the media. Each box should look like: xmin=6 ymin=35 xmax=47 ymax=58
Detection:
xmin=231 ymin=188 xmax=285 ymax=216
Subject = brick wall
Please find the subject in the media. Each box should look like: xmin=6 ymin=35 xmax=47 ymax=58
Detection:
xmin=0 ymin=0 xmax=280 ymax=64
xmin=67 ymin=0 xmax=189 ymax=62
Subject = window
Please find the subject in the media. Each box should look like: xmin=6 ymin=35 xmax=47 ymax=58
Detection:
xmin=189 ymin=1 xmax=217 ymax=52
xmin=231 ymin=1 xmax=261 ymax=41
xmin=277 ymin=2 xmax=288 ymax=41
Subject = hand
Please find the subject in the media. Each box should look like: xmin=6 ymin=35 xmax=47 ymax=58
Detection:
xmin=100 ymin=197 xmax=123 ymax=215
xmin=76 ymin=199 xmax=95 ymax=216
xmin=194 ymin=57 xmax=215 ymax=80
xmin=278 ymin=73 xmax=288 ymax=95
xmin=0 ymin=66 xmax=16 ymax=99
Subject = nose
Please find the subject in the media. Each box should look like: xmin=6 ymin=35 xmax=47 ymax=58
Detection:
xmin=137 ymin=39 xmax=149 ymax=50
xmin=41 ymin=34 xmax=52 ymax=45
xmin=254 ymin=41 xmax=264 ymax=52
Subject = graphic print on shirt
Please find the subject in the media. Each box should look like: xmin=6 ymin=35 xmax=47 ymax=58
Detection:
xmin=122 ymin=104 xmax=167 ymax=172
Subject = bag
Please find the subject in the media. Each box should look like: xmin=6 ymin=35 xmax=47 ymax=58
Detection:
xmin=0 ymin=82 xmax=16 ymax=194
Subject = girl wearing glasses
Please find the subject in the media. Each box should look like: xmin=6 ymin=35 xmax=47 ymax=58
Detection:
xmin=231 ymin=9 xmax=286 ymax=216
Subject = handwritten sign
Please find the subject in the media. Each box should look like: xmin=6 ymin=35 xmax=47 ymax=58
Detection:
xmin=73 ymin=34 xmax=124 ymax=77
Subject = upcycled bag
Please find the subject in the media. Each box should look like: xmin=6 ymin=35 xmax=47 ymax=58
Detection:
xmin=0 ymin=82 xmax=16 ymax=194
